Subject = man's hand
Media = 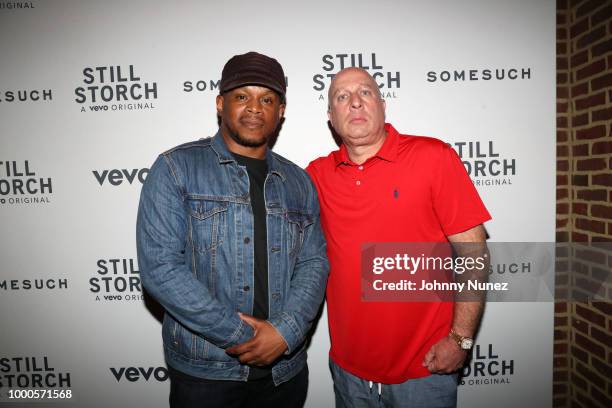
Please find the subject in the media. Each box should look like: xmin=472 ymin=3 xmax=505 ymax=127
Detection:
xmin=422 ymin=335 xmax=467 ymax=374
xmin=225 ymin=314 xmax=288 ymax=366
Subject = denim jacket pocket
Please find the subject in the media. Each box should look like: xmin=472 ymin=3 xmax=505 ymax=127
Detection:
xmin=186 ymin=197 xmax=228 ymax=253
xmin=195 ymin=337 xmax=235 ymax=363
xmin=286 ymin=211 xmax=314 ymax=256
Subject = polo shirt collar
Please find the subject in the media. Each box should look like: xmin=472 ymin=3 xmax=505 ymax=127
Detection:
xmin=332 ymin=123 xmax=399 ymax=166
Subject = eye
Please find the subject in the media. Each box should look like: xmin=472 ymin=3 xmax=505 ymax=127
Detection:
xmin=360 ymin=89 xmax=372 ymax=96
xmin=337 ymin=93 xmax=348 ymax=102
xmin=235 ymin=94 xmax=247 ymax=101
xmin=262 ymin=96 xmax=274 ymax=104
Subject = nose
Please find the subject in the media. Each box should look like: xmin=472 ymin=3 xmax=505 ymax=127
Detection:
xmin=246 ymin=98 xmax=262 ymax=114
xmin=349 ymin=93 xmax=362 ymax=109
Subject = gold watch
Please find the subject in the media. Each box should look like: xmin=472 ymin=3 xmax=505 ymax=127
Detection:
xmin=449 ymin=329 xmax=474 ymax=350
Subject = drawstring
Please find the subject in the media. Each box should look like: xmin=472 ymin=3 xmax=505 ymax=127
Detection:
xmin=368 ymin=381 xmax=382 ymax=400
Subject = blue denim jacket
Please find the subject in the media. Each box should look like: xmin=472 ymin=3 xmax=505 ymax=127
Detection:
xmin=136 ymin=131 xmax=328 ymax=385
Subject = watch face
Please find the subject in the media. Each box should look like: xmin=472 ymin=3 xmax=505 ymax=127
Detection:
xmin=461 ymin=338 xmax=474 ymax=350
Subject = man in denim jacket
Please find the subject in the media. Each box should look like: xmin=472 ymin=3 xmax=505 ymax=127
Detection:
xmin=136 ymin=52 xmax=328 ymax=408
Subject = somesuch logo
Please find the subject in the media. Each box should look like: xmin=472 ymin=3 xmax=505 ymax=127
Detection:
xmin=0 ymin=279 xmax=68 ymax=291
xmin=427 ymin=68 xmax=532 ymax=83
xmin=110 ymin=367 xmax=168 ymax=382
xmin=92 ymin=168 xmax=148 ymax=186
xmin=0 ymin=89 xmax=52 ymax=103
xmin=183 ymin=76 xmax=288 ymax=94
xmin=183 ymin=79 xmax=220 ymax=93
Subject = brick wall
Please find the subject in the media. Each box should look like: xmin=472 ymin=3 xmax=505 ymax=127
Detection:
xmin=555 ymin=0 xmax=612 ymax=407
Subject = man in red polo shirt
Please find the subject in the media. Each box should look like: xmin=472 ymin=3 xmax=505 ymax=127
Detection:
xmin=307 ymin=68 xmax=491 ymax=407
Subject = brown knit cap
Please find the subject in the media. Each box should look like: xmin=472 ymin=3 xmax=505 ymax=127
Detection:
xmin=219 ymin=51 xmax=286 ymax=99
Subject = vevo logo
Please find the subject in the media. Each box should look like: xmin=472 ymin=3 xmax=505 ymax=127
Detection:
xmin=110 ymin=366 xmax=168 ymax=382
xmin=92 ymin=168 xmax=149 ymax=186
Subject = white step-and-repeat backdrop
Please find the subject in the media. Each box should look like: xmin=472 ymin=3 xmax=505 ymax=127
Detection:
xmin=0 ymin=0 xmax=555 ymax=407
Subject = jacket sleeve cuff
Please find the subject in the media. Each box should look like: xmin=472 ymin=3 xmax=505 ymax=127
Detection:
xmin=218 ymin=316 xmax=254 ymax=349
xmin=268 ymin=312 xmax=303 ymax=354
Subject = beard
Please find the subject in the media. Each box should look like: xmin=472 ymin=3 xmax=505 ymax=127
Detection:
xmin=224 ymin=123 xmax=269 ymax=148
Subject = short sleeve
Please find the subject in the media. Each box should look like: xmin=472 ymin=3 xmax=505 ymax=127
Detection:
xmin=431 ymin=144 xmax=492 ymax=236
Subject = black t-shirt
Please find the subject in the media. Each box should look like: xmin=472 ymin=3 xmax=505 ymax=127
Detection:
xmin=232 ymin=153 xmax=271 ymax=380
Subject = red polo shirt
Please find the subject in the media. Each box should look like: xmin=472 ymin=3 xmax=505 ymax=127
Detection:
xmin=307 ymin=123 xmax=491 ymax=383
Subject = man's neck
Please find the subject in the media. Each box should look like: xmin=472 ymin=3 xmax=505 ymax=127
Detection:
xmin=345 ymin=132 xmax=387 ymax=165
xmin=221 ymin=132 xmax=267 ymax=159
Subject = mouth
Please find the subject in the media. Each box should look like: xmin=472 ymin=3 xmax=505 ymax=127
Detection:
xmin=349 ymin=116 xmax=367 ymax=124
xmin=240 ymin=117 xmax=265 ymax=128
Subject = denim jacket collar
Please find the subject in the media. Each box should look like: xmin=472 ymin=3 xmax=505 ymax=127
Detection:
xmin=211 ymin=130 xmax=286 ymax=182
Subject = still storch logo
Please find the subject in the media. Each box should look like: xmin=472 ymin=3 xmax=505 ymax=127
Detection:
xmin=0 ymin=356 xmax=71 ymax=390
xmin=89 ymin=258 xmax=143 ymax=302
xmin=451 ymin=141 xmax=516 ymax=187
xmin=312 ymin=53 xmax=400 ymax=100
xmin=0 ymin=161 xmax=52 ymax=205
xmin=74 ymin=65 xmax=157 ymax=112
xmin=460 ymin=343 xmax=515 ymax=386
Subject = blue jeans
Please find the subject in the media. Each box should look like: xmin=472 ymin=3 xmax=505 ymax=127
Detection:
xmin=330 ymin=359 xmax=457 ymax=408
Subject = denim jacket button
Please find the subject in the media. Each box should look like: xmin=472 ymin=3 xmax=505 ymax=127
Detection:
xmin=243 ymin=285 xmax=250 ymax=291
xmin=244 ymin=237 xmax=250 ymax=244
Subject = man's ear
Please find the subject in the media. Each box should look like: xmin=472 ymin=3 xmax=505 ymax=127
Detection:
xmin=278 ymin=103 xmax=286 ymax=120
xmin=215 ymin=94 xmax=224 ymax=116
